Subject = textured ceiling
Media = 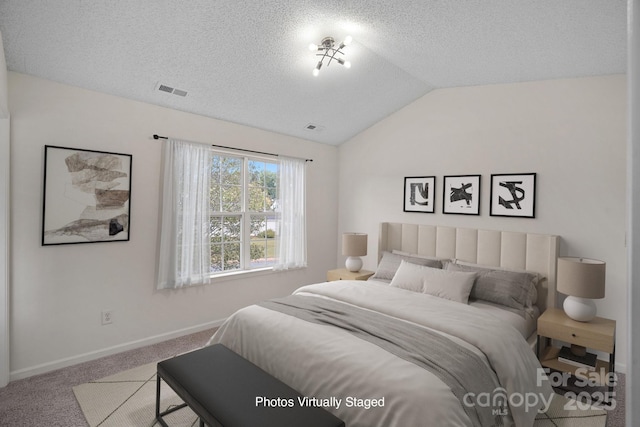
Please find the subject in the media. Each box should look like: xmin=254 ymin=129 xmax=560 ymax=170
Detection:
xmin=0 ymin=0 xmax=628 ymax=145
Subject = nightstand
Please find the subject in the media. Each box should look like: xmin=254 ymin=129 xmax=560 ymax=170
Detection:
xmin=537 ymin=308 xmax=616 ymax=403
xmin=326 ymin=268 xmax=374 ymax=282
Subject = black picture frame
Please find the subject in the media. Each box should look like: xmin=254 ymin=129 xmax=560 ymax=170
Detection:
xmin=489 ymin=173 xmax=536 ymax=218
xmin=403 ymin=176 xmax=436 ymax=213
xmin=443 ymin=175 xmax=481 ymax=215
xmin=42 ymin=145 xmax=132 ymax=245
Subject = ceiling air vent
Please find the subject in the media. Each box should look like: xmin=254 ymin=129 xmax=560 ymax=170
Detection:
xmin=156 ymin=83 xmax=188 ymax=97
xmin=304 ymin=123 xmax=324 ymax=132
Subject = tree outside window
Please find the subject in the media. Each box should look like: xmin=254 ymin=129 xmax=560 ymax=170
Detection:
xmin=209 ymin=154 xmax=279 ymax=274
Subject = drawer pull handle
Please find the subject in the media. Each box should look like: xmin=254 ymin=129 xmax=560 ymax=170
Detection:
xmin=572 ymin=333 xmax=576 ymax=337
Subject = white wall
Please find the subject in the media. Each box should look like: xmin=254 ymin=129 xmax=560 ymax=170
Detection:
xmin=8 ymin=72 xmax=339 ymax=379
xmin=338 ymin=75 xmax=628 ymax=370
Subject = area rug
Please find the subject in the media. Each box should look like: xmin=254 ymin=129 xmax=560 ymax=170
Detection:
xmin=74 ymin=362 xmax=608 ymax=427
xmin=73 ymin=362 xmax=198 ymax=427
xmin=533 ymin=392 xmax=607 ymax=427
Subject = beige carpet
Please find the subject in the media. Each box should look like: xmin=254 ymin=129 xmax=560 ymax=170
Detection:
xmin=75 ymin=362 xmax=607 ymax=427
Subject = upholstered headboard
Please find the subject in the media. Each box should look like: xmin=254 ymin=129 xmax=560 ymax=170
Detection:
xmin=378 ymin=223 xmax=560 ymax=313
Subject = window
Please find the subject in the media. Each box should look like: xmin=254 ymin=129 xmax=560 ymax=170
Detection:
xmin=209 ymin=154 xmax=280 ymax=274
xmin=158 ymin=139 xmax=306 ymax=289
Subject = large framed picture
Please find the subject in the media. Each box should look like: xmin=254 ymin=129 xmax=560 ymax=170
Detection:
xmin=42 ymin=145 xmax=132 ymax=245
xmin=403 ymin=176 xmax=436 ymax=213
xmin=443 ymin=175 xmax=481 ymax=215
xmin=490 ymin=173 xmax=536 ymax=218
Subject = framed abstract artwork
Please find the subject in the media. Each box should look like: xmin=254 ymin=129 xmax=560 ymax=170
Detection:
xmin=403 ymin=176 xmax=436 ymax=213
xmin=42 ymin=145 xmax=132 ymax=245
xmin=443 ymin=175 xmax=481 ymax=215
xmin=489 ymin=173 xmax=536 ymax=218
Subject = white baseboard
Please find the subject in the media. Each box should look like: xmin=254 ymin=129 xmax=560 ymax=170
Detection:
xmin=9 ymin=318 xmax=225 ymax=382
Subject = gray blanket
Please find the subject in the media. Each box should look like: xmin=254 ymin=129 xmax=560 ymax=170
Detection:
xmin=259 ymin=294 xmax=506 ymax=427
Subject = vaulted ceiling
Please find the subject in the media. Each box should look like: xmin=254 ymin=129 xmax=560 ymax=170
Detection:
xmin=0 ymin=1 xmax=628 ymax=145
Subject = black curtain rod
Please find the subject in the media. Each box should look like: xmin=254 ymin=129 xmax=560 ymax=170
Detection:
xmin=153 ymin=134 xmax=313 ymax=162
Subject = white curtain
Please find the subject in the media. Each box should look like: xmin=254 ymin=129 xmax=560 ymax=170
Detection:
xmin=157 ymin=139 xmax=212 ymax=289
xmin=274 ymin=156 xmax=307 ymax=270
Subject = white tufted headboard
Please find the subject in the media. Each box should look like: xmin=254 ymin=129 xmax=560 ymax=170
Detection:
xmin=378 ymin=223 xmax=560 ymax=313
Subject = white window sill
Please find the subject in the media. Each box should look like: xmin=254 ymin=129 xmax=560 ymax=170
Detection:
xmin=158 ymin=266 xmax=308 ymax=291
xmin=207 ymin=266 xmax=306 ymax=283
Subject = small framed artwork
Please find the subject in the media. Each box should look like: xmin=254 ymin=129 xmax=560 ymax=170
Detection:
xmin=42 ymin=145 xmax=132 ymax=245
xmin=403 ymin=176 xmax=436 ymax=213
xmin=443 ymin=175 xmax=481 ymax=215
xmin=490 ymin=173 xmax=536 ymax=218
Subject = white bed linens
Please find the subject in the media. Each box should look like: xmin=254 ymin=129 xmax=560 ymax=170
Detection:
xmin=469 ymin=300 xmax=540 ymax=340
xmin=208 ymin=280 xmax=553 ymax=427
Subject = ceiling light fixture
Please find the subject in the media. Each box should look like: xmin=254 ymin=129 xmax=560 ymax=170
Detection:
xmin=309 ymin=35 xmax=352 ymax=76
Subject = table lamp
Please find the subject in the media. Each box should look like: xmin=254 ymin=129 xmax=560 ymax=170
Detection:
xmin=342 ymin=233 xmax=367 ymax=272
xmin=557 ymin=257 xmax=605 ymax=322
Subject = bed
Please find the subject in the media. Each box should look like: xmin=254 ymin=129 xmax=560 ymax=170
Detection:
xmin=207 ymin=223 xmax=560 ymax=427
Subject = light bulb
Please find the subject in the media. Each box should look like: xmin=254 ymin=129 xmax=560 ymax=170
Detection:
xmin=308 ymin=43 xmax=318 ymax=51
xmin=313 ymin=68 xmax=320 ymax=77
xmin=344 ymin=61 xmax=351 ymax=69
xmin=343 ymin=35 xmax=353 ymax=45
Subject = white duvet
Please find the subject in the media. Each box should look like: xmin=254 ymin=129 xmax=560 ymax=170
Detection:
xmin=208 ymin=280 xmax=553 ymax=427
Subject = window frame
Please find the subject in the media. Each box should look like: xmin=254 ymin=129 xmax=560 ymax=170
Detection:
xmin=208 ymin=150 xmax=280 ymax=278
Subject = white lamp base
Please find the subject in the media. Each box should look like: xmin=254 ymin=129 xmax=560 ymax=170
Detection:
xmin=345 ymin=256 xmax=363 ymax=272
xmin=563 ymin=296 xmax=597 ymax=322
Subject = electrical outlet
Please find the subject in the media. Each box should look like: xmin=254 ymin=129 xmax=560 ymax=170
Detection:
xmin=101 ymin=310 xmax=114 ymax=325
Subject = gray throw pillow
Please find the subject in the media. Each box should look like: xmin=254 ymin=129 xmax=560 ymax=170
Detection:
xmin=445 ymin=262 xmax=538 ymax=311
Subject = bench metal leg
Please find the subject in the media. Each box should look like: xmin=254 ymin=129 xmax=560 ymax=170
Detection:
xmin=156 ymin=372 xmax=189 ymax=427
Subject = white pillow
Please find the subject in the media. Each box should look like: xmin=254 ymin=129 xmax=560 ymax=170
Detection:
xmin=390 ymin=260 xmax=477 ymax=303
xmin=389 ymin=260 xmax=428 ymax=292
xmin=371 ymin=251 xmax=442 ymax=281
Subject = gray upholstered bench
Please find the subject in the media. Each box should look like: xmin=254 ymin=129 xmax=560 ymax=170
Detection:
xmin=156 ymin=343 xmax=345 ymax=427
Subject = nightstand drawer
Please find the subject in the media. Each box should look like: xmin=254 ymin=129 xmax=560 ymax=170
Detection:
xmin=538 ymin=308 xmax=615 ymax=353
xmin=538 ymin=322 xmax=609 ymax=352
xmin=327 ymin=268 xmax=374 ymax=281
